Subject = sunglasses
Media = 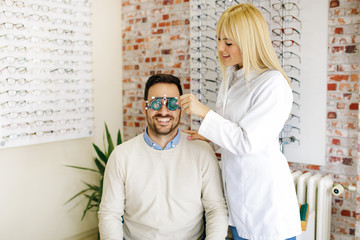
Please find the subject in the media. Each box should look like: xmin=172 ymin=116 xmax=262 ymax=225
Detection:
xmin=145 ymin=96 xmax=181 ymax=111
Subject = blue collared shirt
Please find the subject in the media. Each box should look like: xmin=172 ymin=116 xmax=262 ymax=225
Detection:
xmin=143 ymin=127 xmax=180 ymax=150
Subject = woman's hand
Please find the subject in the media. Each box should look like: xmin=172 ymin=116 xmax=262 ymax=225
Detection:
xmin=178 ymin=93 xmax=211 ymax=119
xmin=182 ymin=130 xmax=210 ymax=142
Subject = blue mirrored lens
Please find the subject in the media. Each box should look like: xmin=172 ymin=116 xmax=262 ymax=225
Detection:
xmin=167 ymin=98 xmax=178 ymax=111
xmin=150 ymin=99 xmax=162 ymax=110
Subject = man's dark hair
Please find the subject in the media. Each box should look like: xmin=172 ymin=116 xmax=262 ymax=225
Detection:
xmin=144 ymin=74 xmax=183 ymax=100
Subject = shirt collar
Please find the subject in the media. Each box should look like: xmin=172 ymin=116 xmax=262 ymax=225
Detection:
xmin=143 ymin=127 xmax=180 ymax=150
xmin=227 ymin=65 xmax=246 ymax=79
xmin=227 ymin=65 xmax=261 ymax=84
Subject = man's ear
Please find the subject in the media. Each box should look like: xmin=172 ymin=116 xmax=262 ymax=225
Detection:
xmin=141 ymin=100 xmax=147 ymax=115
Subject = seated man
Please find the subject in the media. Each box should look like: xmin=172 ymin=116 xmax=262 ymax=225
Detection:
xmin=98 ymin=74 xmax=228 ymax=240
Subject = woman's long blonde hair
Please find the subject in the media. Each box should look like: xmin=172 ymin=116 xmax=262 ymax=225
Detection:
xmin=216 ymin=3 xmax=290 ymax=86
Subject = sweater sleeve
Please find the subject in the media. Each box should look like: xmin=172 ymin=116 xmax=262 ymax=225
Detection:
xmin=199 ymin=75 xmax=292 ymax=155
xmin=200 ymin=144 xmax=228 ymax=239
xmin=98 ymin=149 xmax=125 ymax=240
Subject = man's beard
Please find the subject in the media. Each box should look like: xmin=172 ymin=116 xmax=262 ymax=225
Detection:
xmin=146 ymin=113 xmax=180 ymax=136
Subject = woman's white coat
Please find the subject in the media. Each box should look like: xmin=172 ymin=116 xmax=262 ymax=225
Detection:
xmin=199 ymin=66 xmax=302 ymax=240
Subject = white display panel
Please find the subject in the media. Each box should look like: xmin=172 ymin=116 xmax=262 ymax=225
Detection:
xmin=281 ymin=0 xmax=328 ymax=165
xmin=0 ymin=0 xmax=94 ymax=148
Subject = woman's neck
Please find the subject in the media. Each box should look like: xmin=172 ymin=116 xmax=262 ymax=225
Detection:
xmin=236 ymin=64 xmax=243 ymax=70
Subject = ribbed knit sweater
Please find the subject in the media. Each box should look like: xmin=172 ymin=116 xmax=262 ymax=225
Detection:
xmin=98 ymin=132 xmax=228 ymax=240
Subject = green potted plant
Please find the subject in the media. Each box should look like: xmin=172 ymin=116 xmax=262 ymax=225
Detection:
xmin=65 ymin=123 xmax=122 ymax=221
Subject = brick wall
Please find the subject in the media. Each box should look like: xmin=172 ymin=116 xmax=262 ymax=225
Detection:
xmin=121 ymin=0 xmax=360 ymax=239
xmin=122 ymin=0 xmax=190 ymax=140
xmin=289 ymin=0 xmax=360 ymax=239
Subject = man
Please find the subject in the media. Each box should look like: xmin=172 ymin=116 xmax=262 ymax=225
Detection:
xmin=98 ymin=74 xmax=228 ymax=240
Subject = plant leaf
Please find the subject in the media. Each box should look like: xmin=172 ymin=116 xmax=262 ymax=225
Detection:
xmin=105 ymin=123 xmax=114 ymax=156
xmin=82 ymin=181 xmax=100 ymax=191
xmin=65 ymin=123 xmax=123 ymax=222
xmin=64 ymin=188 xmax=91 ymax=205
xmin=92 ymin=143 xmax=107 ymax=163
xmin=94 ymin=158 xmax=105 ymax=175
xmin=65 ymin=165 xmax=100 ymax=173
xmin=65 ymin=198 xmax=83 ymax=212
xmin=84 ymin=193 xmax=99 ymax=202
xmin=117 ymin=129 xmax=122 ymax=145
xmin=102 ymin=132 xmax=107 ymax=157
xmin=81 ymin=191 xmax=98 ymax=220
xmin=99 ymin=178 xmax=104 ymax=206
xmin=84 ymin=195 xmax=99 ymax=204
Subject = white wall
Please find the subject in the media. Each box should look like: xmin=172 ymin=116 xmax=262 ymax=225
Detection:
xmin=0 ymin=0 xmax=123 ymax=239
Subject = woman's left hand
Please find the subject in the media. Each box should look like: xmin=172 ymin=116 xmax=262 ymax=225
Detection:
xmin=179 ymin=93 xmax=211 ymax=119
xmin=182 ymin=130 xmax=210 ymax=142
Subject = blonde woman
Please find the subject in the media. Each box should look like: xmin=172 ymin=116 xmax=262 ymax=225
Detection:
xmin=179 ymin=3 xmax=301 ymax=240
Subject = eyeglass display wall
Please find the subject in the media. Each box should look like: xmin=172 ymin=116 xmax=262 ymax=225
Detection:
xmin=190 ymin=0 xmax=328 ymax=165
xmin=0 ymin=0 xmax=94 ymax=149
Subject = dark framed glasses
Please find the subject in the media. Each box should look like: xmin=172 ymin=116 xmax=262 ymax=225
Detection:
xmin=272 ymin=15 xmax=302 ymax=27
xmin=279 ymin=136 xmax=300 ymax=145
xmin=145 ymin=96 xmax=181 ymax=111
xmin=272 ymin=27 xmax=300 ymax=37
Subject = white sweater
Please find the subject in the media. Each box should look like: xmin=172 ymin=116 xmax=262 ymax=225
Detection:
xmin=98 ymin=133 xmax=228 ymax=240
xmin=199 ymin=67 xmax=302 ymax=240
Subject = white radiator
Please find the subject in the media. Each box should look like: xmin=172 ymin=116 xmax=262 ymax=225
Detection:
xmin=292 ymin=171 xmax=333 ymax=240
